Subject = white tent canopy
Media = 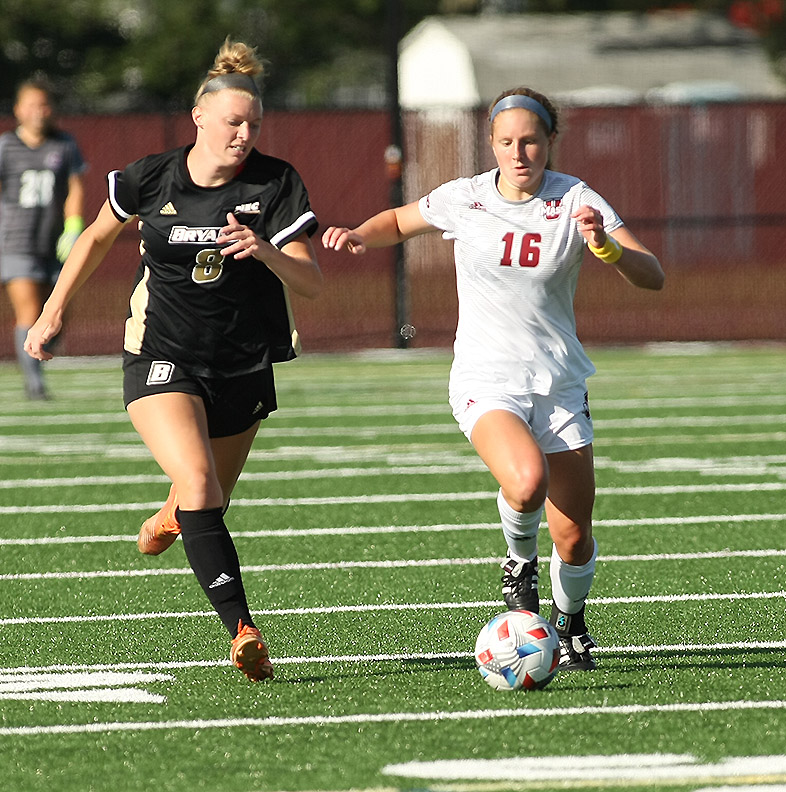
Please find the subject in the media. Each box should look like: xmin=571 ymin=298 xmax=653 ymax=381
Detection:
xmin=399 ymin=10 xmax=786 ymax=109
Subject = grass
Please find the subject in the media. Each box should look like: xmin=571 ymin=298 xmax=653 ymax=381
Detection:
xmin=0 ymin=343 xmax=785 ymax=792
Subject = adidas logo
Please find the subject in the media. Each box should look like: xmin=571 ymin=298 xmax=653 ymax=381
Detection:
xmin=252 ymin=401 xmax=265 ymax=415
xmin=208 ymin=572 xmax=235 ymax=589
xmin=159 ymin=202 xmax=177 ymax=215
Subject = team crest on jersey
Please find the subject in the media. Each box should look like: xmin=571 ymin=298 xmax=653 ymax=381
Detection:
xmin=168 ymin=226 xmax=221 ymax=244
xmin=44 ymin=152 xmax=64 ymax=170
xmin=543 ymin=199 xmax=563 ymax=220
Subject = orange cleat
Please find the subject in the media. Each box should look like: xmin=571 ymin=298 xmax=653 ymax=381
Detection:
xmin=137 ymin=484 xmax=181 ymax=555
xmin=231 ymin=620 xmax=274 ymax=682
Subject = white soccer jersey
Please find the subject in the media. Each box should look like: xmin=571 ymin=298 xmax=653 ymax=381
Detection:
xmin=419 ymin=168 xmax=623 ymax=396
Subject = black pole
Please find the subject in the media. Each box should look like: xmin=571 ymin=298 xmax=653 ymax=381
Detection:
xmin=386 ymin=0 xmax=412 ymax=349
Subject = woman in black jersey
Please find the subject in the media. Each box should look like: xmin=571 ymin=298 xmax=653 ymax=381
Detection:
xmin=25 ymin=39 xmax=323 ymax=682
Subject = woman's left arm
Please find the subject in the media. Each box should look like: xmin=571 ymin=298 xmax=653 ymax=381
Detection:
xmin=63 ymin=173 xmax=85 ymax=220
xmin=572 ymin=205 xmax=664 ymax=291
xmin=218 ymin=212 xmax=323 ymax=299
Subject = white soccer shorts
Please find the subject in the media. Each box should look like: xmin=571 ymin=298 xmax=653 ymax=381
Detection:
xmin=449 ymin=381 xmax=594 ymax=453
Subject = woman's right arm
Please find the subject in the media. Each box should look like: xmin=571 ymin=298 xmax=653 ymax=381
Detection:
xmin=322 ymin=201 xmax=435 ymax=254
xmin=25 ymin=200 xmax=129 ymax=360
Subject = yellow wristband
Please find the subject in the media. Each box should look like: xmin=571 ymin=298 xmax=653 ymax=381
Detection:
xmin=588 ymin=235 xmax=622 ymax=264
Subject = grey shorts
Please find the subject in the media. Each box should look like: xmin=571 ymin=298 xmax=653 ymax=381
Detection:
xmin=0 ymin=254 xmax=61 ymax=285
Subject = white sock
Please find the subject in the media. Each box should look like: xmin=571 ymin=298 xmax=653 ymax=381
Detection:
xmin=497 ymin=489 xmax=542 ymax=562
xmin=550 ymin=539 xmax=598 ymax=615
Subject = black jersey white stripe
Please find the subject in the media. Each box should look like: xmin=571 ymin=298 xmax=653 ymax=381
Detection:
xmin=107 ymin=145 xmax=318 ymax=377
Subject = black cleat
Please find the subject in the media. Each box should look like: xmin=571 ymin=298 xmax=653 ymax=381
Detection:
xmin=557 ymin=632 xmax=597 ymax=671
xmin=500 ymin=555 xmax=539 ymax=612
xmin=550 ymin=604 xmax=597 ymax=670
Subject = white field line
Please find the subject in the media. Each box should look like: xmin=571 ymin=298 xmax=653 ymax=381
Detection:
xmin=2 ymin=512 xmax=784 ymax=546
xmin=3 ymin=432 xmax=786 ymax=463
xmin=2 ymin=454 xmax=786 ymax=490
xmin=0 ymin=490 xmax=490 ymax=515
xmin=598 ymin=414 xmax=786 ymax=429
xmin=5 ymin=639 xmax=786 ymax=676
xmin=0 ymin=671 xmax=174 ymax=690
xmin=0 ymin=671 xmax=174 ymax=704
xmin=2 ymin=590 xmax=785 ymax=627
xmin=0 ymin=462 xmax=487 ymax=490
xmin=2 ymin=422 xmax=461 ymax=448
xmin=2 ymin=512 xmax=785 ymax=547
xmin=0 ymin=522 xmax=500 ymax=545
xmin=0 ymin=412 xmax=785 ymax=448
xmin=599 ymin=431 xmax=786 ymax=447
xmin=3 ymin=481 xmax=786 ymax=515
xmin=2 ymin=699 xmax=786 ymax=737
xmin=0 ymin=424 xmax=462 ymax=457
xmin=0 ymin=688 xmax=166 ymax=704
xmin=3 ymin=392 xmax=786 ymax=427
xmin=0 ymin=405 xmax=437 ymax=425
xmin=1 ymin=413 xmax=785 ymax=440
xmin=382 ymin=754 xmax=786 ymax=784
xmin=3 ymin=548 xmax=786 ymax=583
xmin=0 ymin=444 xmax=471 ymax=465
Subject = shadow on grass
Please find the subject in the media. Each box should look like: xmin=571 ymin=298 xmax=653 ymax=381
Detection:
xmin=599 ymin=645 xmax=780 ymax=672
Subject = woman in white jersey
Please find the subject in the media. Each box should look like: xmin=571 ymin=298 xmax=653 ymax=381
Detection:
xmin=323 ymin=87 xmax=664 ymax=670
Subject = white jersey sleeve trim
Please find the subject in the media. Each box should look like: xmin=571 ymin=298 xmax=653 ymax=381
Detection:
xmin=107 ymin=170 xmax=134 ymax=222
xmin=270 ymin=210 xmax=317 ymax=248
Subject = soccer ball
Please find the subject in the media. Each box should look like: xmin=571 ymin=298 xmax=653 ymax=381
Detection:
xmin=474 ymin=610 xmax=560 ymax=691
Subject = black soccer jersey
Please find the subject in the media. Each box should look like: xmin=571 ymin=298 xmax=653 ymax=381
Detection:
xmin=108 ymin=145 xmax=318 ymax=378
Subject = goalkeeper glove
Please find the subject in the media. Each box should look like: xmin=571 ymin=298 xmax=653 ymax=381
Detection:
xmin=56 ymin=215 xmax=85 ymax=263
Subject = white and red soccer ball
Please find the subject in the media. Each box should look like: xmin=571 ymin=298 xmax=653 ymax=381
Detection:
xmin=474 ymin=610 xmax=560 ymax=691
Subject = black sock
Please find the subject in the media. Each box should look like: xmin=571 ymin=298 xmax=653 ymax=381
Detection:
xmin=177 ymin=507 xmax=254 ymax=636
xmin=549 ymin=602 xmax=588 ymax=636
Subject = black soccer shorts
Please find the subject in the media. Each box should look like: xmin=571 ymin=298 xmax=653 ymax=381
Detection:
xmin=122 ymin=353 xmax=277 ymax=438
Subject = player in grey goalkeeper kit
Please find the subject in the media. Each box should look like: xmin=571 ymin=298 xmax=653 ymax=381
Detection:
xmin=0 ymin=79 xmax=85 ymax=399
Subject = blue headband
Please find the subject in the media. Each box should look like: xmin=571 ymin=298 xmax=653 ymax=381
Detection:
xmin=199 ymin=72 xmax=261 ymax=99
xmin=490 ymin=94 xmax=553 ymax=132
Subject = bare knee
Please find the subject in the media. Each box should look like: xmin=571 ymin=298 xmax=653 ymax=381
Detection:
xmin=552 ymin=525 xmax=594 ymax=565
xmin=501 ymin=467 xmax=549 ymax=513
xmin=175 ymin=470 xmax=223 ymax=511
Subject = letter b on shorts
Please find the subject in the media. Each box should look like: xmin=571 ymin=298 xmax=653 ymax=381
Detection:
xmin=146 ymin=361 xmax=175 ymax=386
